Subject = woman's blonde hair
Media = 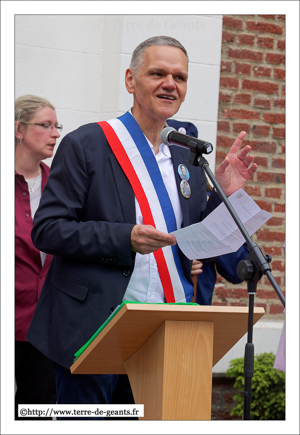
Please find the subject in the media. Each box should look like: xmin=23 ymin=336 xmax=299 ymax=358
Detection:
xmin=15 ymin=94 xmax=55 ymax=123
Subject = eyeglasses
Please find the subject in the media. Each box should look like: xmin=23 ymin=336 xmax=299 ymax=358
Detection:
xmin=21 ymin=121 xmax=63 ymax=132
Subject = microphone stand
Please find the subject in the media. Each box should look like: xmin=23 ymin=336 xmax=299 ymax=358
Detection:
xmin=189 ymin=151 xmax=285 ymax=420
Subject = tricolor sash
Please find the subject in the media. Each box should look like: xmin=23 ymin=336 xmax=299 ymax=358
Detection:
xmin=98 ymin=112 xmax=193 ymax=303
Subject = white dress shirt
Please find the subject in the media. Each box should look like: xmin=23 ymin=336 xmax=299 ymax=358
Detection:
xmin=122 ymin=136 xmax=183 ymax=303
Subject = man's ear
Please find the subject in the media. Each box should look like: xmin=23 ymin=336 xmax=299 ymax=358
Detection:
xmin=125 ymin=68 xmax=135 ymax=94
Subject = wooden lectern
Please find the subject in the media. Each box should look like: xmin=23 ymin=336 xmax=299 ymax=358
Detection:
xmin=71 ymin=303 xmax=264 ymax=420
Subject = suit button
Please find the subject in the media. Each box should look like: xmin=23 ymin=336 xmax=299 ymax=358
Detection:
xmin=123 ymin=270 xmax=131 ymax=277
xmin=110 ymin=307 xmax=115 ymax=314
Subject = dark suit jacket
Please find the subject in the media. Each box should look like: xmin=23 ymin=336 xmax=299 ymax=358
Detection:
xmin=27 ymin=121 xmax=222 ymax=369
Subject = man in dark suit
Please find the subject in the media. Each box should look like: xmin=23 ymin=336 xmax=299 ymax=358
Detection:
xmin=27 ymin=36 xmax=257 ymax=417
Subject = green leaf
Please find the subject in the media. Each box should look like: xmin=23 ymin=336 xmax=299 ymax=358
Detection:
xmin=226 ymin=352 xmax=285 ymax=420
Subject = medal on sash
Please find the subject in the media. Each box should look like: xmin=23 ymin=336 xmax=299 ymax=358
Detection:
xmin=98 ymin=112 xmax=193 ymax=303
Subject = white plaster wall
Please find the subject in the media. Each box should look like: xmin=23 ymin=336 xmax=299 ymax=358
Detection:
xmin=15 ymin=14 xmax=222 ymax=170
xmin=213 ymin=319 xmax=285 ymax=374
xmin=15 ymin=15 xmax=122 ymax=164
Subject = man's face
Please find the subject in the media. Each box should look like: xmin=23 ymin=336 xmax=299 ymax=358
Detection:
xmin=126 ymin=45 xmax=188 ymax=124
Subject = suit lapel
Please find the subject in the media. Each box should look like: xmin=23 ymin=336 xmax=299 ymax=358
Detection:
xmin=170 ymin=146 xmax=191 ymax=228
xmin=109 ymin=153 xmax=136 ymax=225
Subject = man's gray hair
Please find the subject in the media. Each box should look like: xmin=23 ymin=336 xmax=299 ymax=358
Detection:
xmin=130 ymin=36 xmax=188 ymax=75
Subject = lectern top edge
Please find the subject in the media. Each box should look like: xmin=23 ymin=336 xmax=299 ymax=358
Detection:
xmin=124 ymin=303 xmax=265 ymax=315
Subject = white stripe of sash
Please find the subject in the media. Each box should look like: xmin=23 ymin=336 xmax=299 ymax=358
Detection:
xmin=107 ymin=118 xmax=186 ymax=302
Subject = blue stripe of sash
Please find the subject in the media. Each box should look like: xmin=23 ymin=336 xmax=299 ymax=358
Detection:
xmin=119 ymin=112 xmax=177 ymax=233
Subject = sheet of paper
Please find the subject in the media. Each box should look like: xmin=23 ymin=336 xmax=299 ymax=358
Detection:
xmin=171 ymin=188 xmax=272 ymax=259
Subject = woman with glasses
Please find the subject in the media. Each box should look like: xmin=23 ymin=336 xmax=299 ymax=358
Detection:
xmin=14 ymin=95 xmax=62 ymax=419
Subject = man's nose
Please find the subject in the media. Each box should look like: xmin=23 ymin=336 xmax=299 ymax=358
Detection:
xmin=162 ymin=74 xmax=176 ymax=89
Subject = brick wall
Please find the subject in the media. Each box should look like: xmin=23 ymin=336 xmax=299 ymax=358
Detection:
xmin=212 ymin=15 xmax=285 ymax=318
xmin=211 ymin=375 xmax=240 ymax=420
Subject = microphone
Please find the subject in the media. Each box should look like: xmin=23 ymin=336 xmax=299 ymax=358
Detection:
xmin=160 ymin=127 xmax=213 ymax=155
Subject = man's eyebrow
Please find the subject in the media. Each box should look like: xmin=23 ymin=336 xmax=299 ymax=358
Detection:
xmin=148 ymin=67 xmax=165 ymax=73
xmin=148 ymin=67 xmax=188 ymax=78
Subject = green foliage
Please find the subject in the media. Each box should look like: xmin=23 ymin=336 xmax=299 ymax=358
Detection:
xmin=226 ymin=352 xmax=285 ymax=420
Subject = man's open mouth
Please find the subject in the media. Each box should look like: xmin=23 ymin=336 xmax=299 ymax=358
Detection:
xmin=158 ymin=95 xmax=176 ymax=100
